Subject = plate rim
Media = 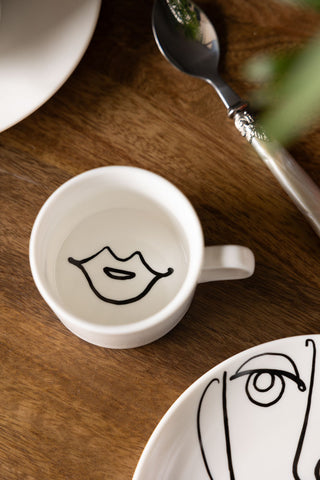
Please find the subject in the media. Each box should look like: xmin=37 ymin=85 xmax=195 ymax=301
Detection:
xmin=133 ymin=333 xmax=320 ymax=479
xmin=0 ymin=0 xmax=102 ymax=132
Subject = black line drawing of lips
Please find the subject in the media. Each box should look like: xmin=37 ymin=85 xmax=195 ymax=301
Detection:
xmin=68 ymin=246 xmax=174 ymax=305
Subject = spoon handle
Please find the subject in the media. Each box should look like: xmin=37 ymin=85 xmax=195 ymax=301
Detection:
xmin=233 ymin=110 xmax=320 ymax=237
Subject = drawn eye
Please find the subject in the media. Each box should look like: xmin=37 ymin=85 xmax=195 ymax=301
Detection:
xmin=242 ymin=370 xmax=287 ymax=406
xmin=230 ymin=353 xmax=306 ymax=407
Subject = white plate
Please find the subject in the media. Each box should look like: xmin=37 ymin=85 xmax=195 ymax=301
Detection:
xmin=133 ymin=335 xmax=320 ymax=480
xmin=0 ymin=0 xmax=101 ymax=132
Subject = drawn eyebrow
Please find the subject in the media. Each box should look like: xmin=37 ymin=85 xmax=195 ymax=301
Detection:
xmin=230 ymin=352 xmax=306 ymax=391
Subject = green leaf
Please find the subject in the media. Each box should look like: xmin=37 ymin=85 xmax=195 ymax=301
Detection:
xmin=259 ymin=32 xmax=320 ymax=144
xmin=277 ymin=0 xmax=320 ymax=10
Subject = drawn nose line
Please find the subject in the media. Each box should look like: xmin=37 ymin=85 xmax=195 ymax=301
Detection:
xmin=293 ymin=339 xmax=317 ymax=480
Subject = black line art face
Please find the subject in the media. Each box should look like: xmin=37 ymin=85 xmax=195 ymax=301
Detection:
xmin=68 ymin=246 xmax=174 ymax=305
xmin=197 ymin=338 xmax=320 ymax=480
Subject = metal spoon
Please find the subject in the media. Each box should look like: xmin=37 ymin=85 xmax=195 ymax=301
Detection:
xmin=152 ymin=0 xmax=320 ymax=238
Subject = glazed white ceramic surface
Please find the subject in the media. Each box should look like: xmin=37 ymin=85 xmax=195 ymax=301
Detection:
xmin=133 ymin=335 xmax=320 ymax=480
xmin=0 ymin=0 xmax=101 ymax=132
xmin=29 ymin=166 xmax=254 ymax=349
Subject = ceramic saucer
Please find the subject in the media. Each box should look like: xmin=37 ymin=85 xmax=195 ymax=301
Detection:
xmin=133 ymin=335 xmax=320 ymax=480
xmin=0 ymin=0 xmax=101 ymax=132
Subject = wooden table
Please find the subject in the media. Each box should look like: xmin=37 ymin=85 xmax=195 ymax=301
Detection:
xmin=1 ymin=1 xmax=320 ymax=478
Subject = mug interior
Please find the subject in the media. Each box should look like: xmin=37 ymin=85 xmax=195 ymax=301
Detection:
xmin=30 ymin=166 xmax=203 ymax=332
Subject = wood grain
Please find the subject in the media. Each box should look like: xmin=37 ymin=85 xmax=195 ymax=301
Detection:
xmin=1 ymin=1 xmax=320 ymax=479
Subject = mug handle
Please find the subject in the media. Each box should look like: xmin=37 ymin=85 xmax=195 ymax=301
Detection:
xmin=198 ymin=245 xmax=255 ymax=283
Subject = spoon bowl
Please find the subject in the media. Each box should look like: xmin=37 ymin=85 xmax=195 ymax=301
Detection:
xmin=152 ymin=0 xmax=243 ymax=111
xmin=152 ymin=1 xmax=219 ymax=76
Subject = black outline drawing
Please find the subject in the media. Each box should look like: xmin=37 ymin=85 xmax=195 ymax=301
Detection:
xmin=197 ymin=378 xmax=220 ymax=480
xmin=68 ymin=245 xmax=174 ymax=305
xmin=230 ymin=352 xmax=306 ymax=407
xmin=293 ymin=339 xmax=317 ymax=479
xmin=197 ymin=338 xmax=318 ymax=480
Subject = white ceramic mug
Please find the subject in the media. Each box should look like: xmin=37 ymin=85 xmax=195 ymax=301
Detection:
xmin=29 ymin=166 xmax=255 ymax=348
